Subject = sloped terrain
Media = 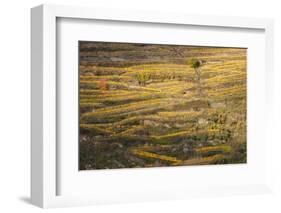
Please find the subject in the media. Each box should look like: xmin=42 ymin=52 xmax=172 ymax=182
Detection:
xmin=79 ymin=42 xmax=247 ymax=170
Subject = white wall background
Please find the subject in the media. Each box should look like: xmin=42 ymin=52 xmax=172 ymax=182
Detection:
xmin=0 ymin=0 xmax=280 ymax=212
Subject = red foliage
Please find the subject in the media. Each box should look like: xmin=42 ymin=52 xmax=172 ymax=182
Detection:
xmin=98 ymin=79 xmax=108 ymax=90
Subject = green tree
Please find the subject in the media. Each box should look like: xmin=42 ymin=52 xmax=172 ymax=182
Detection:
xmin=188 ymin=58 xmax=204 ymax=96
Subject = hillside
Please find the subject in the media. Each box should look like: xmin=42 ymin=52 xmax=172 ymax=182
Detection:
xmin=79 ymin=42 xmax=247 ymax=170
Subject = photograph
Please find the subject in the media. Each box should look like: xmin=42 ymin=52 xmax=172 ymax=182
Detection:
xmin=79 ymin=41 xmax=247 ymax=170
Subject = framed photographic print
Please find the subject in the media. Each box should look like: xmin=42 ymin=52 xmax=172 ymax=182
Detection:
xmin=31 ymin=4 xmax=274 ymax=208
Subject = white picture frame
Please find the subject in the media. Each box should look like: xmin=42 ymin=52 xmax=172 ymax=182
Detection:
xmin=31 ymin=4 xmax=274 ymax=208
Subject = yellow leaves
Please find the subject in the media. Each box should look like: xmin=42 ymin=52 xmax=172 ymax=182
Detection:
xmin=126 ymin=63 xmax=191 ymax=72
xmin=80 ymin=65 xmax=126 ymax=75
xmin=131 ymin=148 xmax=183 ymax=165
xmin=195 ymin=145 xmax=232 ymax=154
xmin=80 ymin=102 xmax=103 ymax=108
xmin=80 ymin=80 xmax=128 ymax=87
xmin=83 ymin=98 xmax=165 ymax=117
xmin=125 ymin=64 xmax=194 ymax=79
xmin=80 ymin=75 xmax=132 ymax=81
xmin=128 ymin=85 xmax=162 ymax=92
xmin=118 ymin=125 xmax=144 ymax=136
xmin=80 ymin=89 xmax=128 ymax=95
xmin=157 ymin=111 xmax=202 ymax=119
xmin=130 ymin=145 xmax=230 ymax=166
xmin=80 ymin=124 xmax=112 ymax=135
xmin=80 ymin=92 xmax=160 ymax=104
xmin=204 ymin=73 xmax=246 ymax=87
xmin=152 ymin=130 xmax=192 ymax=140
xmin=153 ymin=128 xmax=220 ymax=140
xmin=207 ymin=85 xmax=246 ymax=99
xmin=183 ymin=154 xmax=225 ymax=165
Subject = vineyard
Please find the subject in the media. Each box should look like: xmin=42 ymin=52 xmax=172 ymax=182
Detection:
xmin=79 ymin=42 xmax=247 ymax=170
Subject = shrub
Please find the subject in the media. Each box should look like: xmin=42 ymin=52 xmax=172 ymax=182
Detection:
xmin=135 ymin=72 xmax=151 ymax=86
xmin=97 ymin=79 xmax=109 ymax=90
